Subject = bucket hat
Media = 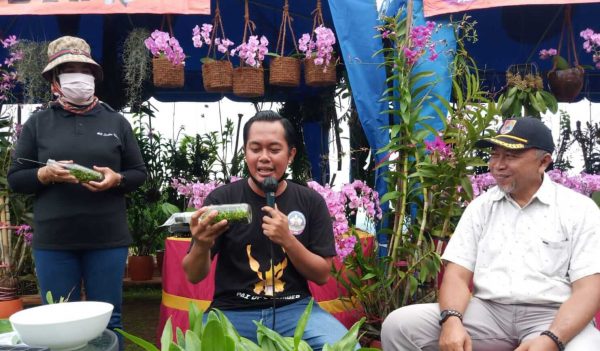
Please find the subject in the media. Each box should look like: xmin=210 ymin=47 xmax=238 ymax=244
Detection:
xmin=42 ymin=36 xmax=103 ymax=82
xmin=475 ymin=117 xmax=555 ymax=154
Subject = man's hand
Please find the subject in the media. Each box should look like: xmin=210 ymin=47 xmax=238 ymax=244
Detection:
xmin=37 ymin=160 xmax=78 ymax=185
xmin=261 ymin=205 xmax=292 ymax=247
xmin=81 ymin=166 xmax=121 ymax=192
xmin=189 ymin=207 xmax=228 ymax=251
xmin=439 ymin=318 xmax=472 ymax=351
xmin=514 ymin=335 xmax=558 ymax=351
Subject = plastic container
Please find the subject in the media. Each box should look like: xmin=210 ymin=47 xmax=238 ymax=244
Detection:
xmin=47 ymin=159 xmax=104 ymax=182
xmin=200 ymin=203 xmax=252 ymax=224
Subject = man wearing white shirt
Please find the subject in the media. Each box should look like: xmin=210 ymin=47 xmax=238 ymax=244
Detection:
xmin=381 ymin=117 xmax=600 ymax=351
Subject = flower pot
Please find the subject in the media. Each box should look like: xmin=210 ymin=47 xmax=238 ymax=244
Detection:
xmin=127 ymin=255 xmax=155 ymax=281
xmin=547 ymin=67 xmax=584 ymax=102
xmin=269 ymin=57 xmax=301 ymax=87
xmin=0 ymin=297 xmax=23 ymax=318
xmin=152 ymin=56 xmax=184 ymax=88
xmin=304 ymin=58 xmax=336 ymax=87
xmin=202 ymin=60 xmax=233 ymax=93
xmin=233 ymin=67 xmax=264 ymax=98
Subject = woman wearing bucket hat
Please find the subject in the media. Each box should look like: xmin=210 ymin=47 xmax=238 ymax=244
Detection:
xmin=7 ymin=36 xmax=147 ymax=338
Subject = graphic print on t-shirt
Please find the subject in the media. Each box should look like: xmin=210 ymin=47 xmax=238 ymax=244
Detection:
xmin=246 ymin=244 xmax=288 ymax=296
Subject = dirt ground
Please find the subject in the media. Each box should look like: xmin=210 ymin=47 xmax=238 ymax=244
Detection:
xmin=121 ymin=287 xmax=162 ymax=350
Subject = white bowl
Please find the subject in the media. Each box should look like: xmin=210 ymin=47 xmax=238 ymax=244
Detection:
xmin=9 ymin=301 xmax=113 ymax=351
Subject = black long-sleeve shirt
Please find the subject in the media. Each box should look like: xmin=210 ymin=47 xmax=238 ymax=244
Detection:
xmin=8 ymin=102 xmax=147 ymax=249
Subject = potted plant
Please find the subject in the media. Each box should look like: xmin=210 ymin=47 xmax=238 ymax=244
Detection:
xmin=537 ymin=7 xmax=597 ymax=102
xmin=268 ymin=0 xmax=302 ymax=87
xmin=144 ymin=28 xmax=185 ymax=88
xmin=329 ymin=13 xmax=495 ymax=343
xmin=298 ymin=0 xmax=337 ymax=87
xmin=193 ymin=1 xmax=235 ymax=93
xmin=497 ymin=63 xmax=558 ymax=119
xmin=117 ymin=298 xmax=377 ymax=350
xmin=12 ymin=40 xmax=51 ymax=104
xmin=230 ymin=0 xmax=268 ymax=98
xmin=126 ymin=103 xmax=178 ymax=280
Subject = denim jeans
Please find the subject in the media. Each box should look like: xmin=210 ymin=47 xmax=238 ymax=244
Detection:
xmin=208 ymin=297 xmax=354 ymax=351
xmin=33 ymin=247 xmax=129 ymax=331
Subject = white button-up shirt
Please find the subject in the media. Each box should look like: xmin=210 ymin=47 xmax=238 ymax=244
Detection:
xmin=443 ymin=174 xmax=600 ymax=304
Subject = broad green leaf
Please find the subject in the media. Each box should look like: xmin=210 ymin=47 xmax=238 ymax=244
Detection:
xmin=0 ymin=320 xmax=13 ymax=333
xmin=202 ymin=319 xmax=226 ymax=351
xmin=160 ymin=318 xmax=174 ymax=351
xmin=184 ymin=330 xmax=201 ymax=351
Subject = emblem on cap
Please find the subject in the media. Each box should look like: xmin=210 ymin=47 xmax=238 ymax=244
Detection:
xmin=499 ymin=120 xmax=517 ymax=134
xmin=288 ymin=211 xmax=306 ymax=235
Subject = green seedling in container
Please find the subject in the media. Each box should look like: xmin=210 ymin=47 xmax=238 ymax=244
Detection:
xmin=48 ymin=159 xmax=104 ymax=183
xmin=201 ymin=204 xmax=252 ymax=224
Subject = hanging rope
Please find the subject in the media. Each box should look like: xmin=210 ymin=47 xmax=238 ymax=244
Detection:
xmin=276 ymin=0 xmax=299 ymax=56
xmin=240 ymin=0 xmax=257 ymax=67
xmin=553 ymin=5 xmax=580 ymax=71
xmin=207 ymin=0 xmax=230 ymax=61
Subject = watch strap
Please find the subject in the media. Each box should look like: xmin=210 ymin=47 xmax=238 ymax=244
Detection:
xmin=439 ymin=309 xmax=463 ymax=326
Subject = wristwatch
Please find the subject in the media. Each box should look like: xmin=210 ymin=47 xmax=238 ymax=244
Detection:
xmin=439 ymin=309 xmax=463 ymax=326
xmin=116 ymin=172 xmax=126 ymax=188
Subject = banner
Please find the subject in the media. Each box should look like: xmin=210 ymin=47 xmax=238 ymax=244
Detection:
xmin=0 ymin=0 xmax=209 ymax=15
xmin=424 ymin=0 xmax=600 ymax=17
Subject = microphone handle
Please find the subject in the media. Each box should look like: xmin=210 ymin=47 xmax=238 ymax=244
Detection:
xmin=266 ymin=192 xmax=275 ymax=208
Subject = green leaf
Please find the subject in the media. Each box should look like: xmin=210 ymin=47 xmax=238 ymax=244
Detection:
xmin=184 ymin=331 xmax=202 ymax=351
xmin=160 ymin=318 xmax=174 ymax=351
xmin=553 ymin=55 xmax=570 ymax=70
xmin=175 ymin=328 xmax=185 ymax=348
xmin=0 ymin=320 xmax=13 ymax=333
xmin=329 ymin=317 xmax=364 ymax=351
xmin=115 ymin=328 xmax=160 ymax=351
xmin=293 ymin=299 xmax=314 ymax=350
xmin=188 ymin=302 xmax=203 ymax=339
xmin=202 ymin=319 xmax=226 ymax=351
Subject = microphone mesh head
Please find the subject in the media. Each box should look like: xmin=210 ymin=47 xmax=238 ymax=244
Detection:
xmin=262 ymin=176 xmax=278 ymax=193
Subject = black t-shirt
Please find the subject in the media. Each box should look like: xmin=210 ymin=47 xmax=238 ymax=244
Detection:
xmin=205 ymin=179 xmax=336 ymax=310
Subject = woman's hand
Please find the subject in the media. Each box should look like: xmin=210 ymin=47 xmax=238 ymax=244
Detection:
xmin=81 ymin=166 xmax=121 ymax=192
xmin=37 ymin=160 xmax=78 ymax=185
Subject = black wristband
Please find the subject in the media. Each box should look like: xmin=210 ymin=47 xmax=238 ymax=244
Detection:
xmin=541 ymin=330 xmax=565 ymax=351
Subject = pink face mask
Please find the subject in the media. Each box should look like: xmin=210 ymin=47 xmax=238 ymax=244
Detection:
xmin=58 ymin=73 xmax=95 ymax=105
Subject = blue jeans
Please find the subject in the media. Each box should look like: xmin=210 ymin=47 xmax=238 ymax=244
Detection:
xmin=33 ymin=247 xmax=128 ymax=331
xmin=208 ymin=298 xmax=354 ymax=351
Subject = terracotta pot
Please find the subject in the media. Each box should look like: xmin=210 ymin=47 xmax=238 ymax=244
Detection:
xmin=547 ymin=67 xmax=584 ymax=102
xmin=127 ymin=255 xmax=155 ymax=281
xmin=0 ymin=297 xmax=23 ymax=318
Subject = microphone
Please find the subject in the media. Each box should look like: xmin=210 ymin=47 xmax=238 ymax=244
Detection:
xmin=262 ymin=176 xmax=278 ymax=208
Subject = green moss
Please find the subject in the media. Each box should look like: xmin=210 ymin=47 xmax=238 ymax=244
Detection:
xmin=212 ymin=210 xmax=249 ymax=224
xmin=69 ymin=168 xmax=103 ymax=182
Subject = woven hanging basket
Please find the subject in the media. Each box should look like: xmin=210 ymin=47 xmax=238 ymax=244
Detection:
xmin=152 ymin=56 xmax=184 ymax=88
xmin=269 ymin=57 xmax=301 ymax=87
xmin=547 ymin=67 xmax=584 ymax=102
xmin=202 ymin=60 xmax=233 ymax=93
xmin=304 ymin=58 xmax=336 ymax=87
xmin=233 ymin=66 xmax=264 ymax=98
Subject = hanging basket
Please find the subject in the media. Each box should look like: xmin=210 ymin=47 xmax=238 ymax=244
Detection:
xmin=233 ymin=66 xmax=264 ymax=98
xmin=547 ymin=67 xmax=584 ymax=102
xmin=202 ymin=60 xmax=233 ymax=93
xmin=304 ymin=58 xmax=336 ymax=87
xmin=269 ymin=57 xmax=301 ymax=87
xmin=152 ymin=56 xmax=184 ymax=88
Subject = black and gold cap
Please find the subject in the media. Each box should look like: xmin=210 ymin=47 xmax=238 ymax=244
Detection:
xmin=475 ymin=117 xmax=555 ymax=154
